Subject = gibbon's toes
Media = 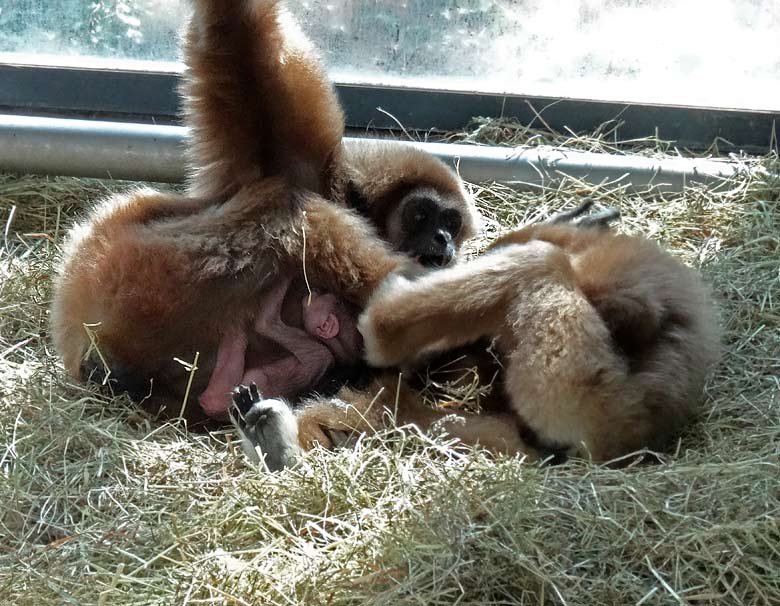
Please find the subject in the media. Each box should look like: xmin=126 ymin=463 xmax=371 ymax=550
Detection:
xmin=230 ymin=387 xmax=301 ymax=472
xmin=547 ymin=201 xmax=620 ymax=229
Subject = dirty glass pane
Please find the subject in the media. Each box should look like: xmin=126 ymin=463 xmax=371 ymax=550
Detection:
xmin=1 ymin=1 xmax=778 ymax=111
xmin=0 ymin=0 xmax=186 ymax=64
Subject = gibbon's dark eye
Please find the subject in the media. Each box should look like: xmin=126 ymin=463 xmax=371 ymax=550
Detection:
xmin=402 ymin=196 xmax=437 ymax=232
xmin=440 ymin=208 xmax=462 ymax=237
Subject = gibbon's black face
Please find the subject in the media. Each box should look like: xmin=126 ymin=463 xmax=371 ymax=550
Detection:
xmin=400 ymin=194 xmax=463 ymax=267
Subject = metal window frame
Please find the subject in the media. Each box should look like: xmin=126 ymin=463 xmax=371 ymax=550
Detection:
xmin=1 ymin=62 xmax=778 ymax=155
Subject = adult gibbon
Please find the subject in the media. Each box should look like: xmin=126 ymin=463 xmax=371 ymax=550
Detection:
xmin=51 ymin=0 xmax=478 ymax=424
xmin=231 ymin=203 xmax=720 ymax=469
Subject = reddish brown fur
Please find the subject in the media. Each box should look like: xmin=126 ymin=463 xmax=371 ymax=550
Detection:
xmin=53 ymin=182 xmax=405 ymax=423
xmin=51 ymin=0 xmax=475 ymax=424
xmin=184 ymin=0 xmax=344 ymax=198
xmin=293 ymin=375 xmax=527 ymax=456
xmin=288 ymin=223 xmax=719 ymax=463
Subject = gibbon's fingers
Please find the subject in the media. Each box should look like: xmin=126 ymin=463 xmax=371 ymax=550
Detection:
xmin=575 ymin=207 xmax=621 ymax=229
xmin=359 ymin=241 xmax=568 ymax=367
xmin=184 ymin=0 xmax=344 ymax=199
xmin=549 ymin=200 xmax=595 ymax=224
xmin=548 ymin=200 xmax=620 ymax=230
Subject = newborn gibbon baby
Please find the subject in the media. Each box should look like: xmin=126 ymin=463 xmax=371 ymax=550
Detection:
xmin=51 ymin=0 xmax=477 ymax=424
xmin=231 ymin=203 xmax=719 ymax=468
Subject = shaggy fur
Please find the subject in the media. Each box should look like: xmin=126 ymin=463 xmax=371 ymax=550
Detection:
xmin=237 ymin=214 xmax=719 ymax=467
xmin=357 ymin=221 xmax=721 ymax=461
xmin=51 ymin=0 xmax=475 ymax=424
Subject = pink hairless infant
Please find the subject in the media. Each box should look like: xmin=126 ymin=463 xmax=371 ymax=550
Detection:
xmin=198 ymin=275 xmax=362 ymax=418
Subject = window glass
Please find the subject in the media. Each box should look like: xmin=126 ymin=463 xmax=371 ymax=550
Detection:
xmin=1 ymin=1 xmax=778 ymax=111
xmin=0 ymin=0 xmax=185 ymax=63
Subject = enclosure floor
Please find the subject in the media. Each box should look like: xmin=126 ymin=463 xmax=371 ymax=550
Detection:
xmin=1 ymin=139 xmax=778 ymax=604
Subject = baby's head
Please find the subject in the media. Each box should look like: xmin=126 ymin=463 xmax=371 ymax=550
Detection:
xmin=301 ymin=292 xmax=362 ymax=362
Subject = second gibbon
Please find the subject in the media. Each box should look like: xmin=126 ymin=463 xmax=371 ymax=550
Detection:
xmin=231 ymin=204 xmax=720 ymax=468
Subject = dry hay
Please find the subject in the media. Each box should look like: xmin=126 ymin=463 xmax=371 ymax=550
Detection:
xmin=1 ymin=126 xmax=778 ymax=605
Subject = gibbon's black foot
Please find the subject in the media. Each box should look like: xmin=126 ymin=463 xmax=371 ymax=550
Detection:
xmin=230 ymin=383 xmax=301 ymax=472
xmin=232 ymin=383 xmax=259 ymax=416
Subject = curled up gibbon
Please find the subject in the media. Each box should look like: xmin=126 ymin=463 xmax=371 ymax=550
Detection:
xmin=230 ymin=202 xmax=720 ymax=469
xmin=50 ymin=0 xmax=478 ymax=425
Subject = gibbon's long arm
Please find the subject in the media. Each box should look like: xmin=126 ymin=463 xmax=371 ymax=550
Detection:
xmin=358 ymin=241 xmax=571 ymax=367
xmin=184 ymin=0 xmax=344 ymax=199
xmin=145 ymin=183 xmax=409 ymax=303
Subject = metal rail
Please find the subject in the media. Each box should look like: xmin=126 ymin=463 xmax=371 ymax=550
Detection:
xmin=0 ymin=114 xmax=744 ymax=192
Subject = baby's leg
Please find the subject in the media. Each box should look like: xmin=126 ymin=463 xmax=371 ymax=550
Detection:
xmin=199 ymin=329 xmax=248 ymax=418
xmin=245 ymin=349 xmax=333 ymax=400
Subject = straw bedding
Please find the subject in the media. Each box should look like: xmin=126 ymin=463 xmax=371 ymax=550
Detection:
xmin=1 ymin=124 xmax=778 ymax=605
